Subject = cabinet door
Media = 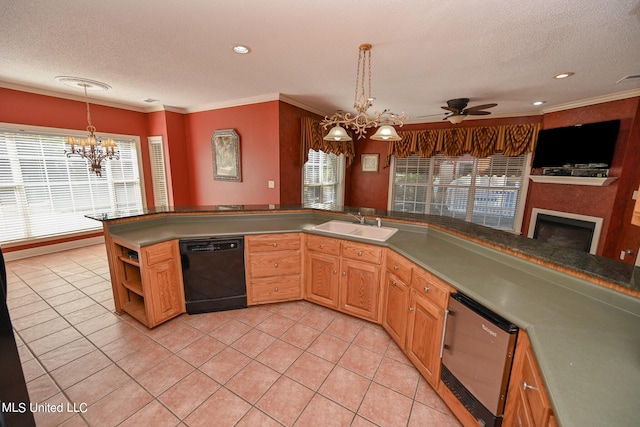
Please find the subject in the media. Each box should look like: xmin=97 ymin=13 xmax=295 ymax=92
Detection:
xmin=382 ymin=272 xmax=410 ymax=349
xmin=406 ymin=291 xmax=445 ymax=388
xmin=339 ymin=258 xmax=381 ymax=322
xmin=145 ymin=258 xmax=185 ymax=327
xmin=305 ymin=251 xmax=340 ymax=309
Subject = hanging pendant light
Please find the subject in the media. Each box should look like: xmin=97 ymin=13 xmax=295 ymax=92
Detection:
xmin=323 ymin=124 xmax=353 ymax=142
xmin=57 ymin=77 xmax=119 ymax=177
xmin=321 ymin=44 xmax=407 ymax=141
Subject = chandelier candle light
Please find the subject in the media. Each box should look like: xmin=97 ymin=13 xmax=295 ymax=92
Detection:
xmin=321 ymin=44 xmax=408 ymax=142
xmin=62 ymin=79 xmax=119 ymax=176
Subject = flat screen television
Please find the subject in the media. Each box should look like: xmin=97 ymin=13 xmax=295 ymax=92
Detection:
xmin=532 ymin=120 xmax=620 ymax=168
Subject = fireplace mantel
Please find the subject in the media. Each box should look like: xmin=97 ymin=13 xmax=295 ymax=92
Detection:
xmin=529 ymin=176 xmax=618 ymax=186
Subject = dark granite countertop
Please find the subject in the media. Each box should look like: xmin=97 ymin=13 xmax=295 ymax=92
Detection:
xmin=87 ymin=204 xmax=638 ymax=293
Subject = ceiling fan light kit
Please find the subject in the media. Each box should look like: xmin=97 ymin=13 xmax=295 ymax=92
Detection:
xmin=321 ymin=44 xmax=407 ymax=141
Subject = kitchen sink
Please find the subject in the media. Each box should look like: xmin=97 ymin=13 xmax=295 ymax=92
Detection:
xmin=310 ymin=220 xmax=398 ymax=242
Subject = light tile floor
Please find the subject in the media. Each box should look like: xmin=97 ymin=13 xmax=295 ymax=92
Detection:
xmin=6 ymin=244 xmax=461 ymax=427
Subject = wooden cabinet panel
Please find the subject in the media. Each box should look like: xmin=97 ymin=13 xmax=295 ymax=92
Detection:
xmin=144 ymin=240 xmax=175 ymax=266
xmin=340 ymin=259 xmax=381 ymax=321
xmin=145 ymin=259 xmax=184 ymax=325
xmin=411 ymin=267 xmax=451 ymax=309
xmin=382 ymin=272 xmax=410 ymax=348
xmin=248 ymin=251 xmax=301 ymax=278
xmin=306 ymin=234 xmax=341 ymax=256
xmin=342 ymin=241 xmax=382 ymax=264
xmin=305 ymin=251 xmax=340 ymax=308
xmin=406 ymin=291 xmax=445 ymax=388
xmin=246 ymin=232 xmax=301 ymax=252
xmin=245 ymin=233 xmax=302 ymax=305
xmin=503 ymin=331 xmax=555 ymax=427
xmin=385 ymin=250 xmax=413 ymax=284
xmin=249 ymin=276 xmax=302 ymax=304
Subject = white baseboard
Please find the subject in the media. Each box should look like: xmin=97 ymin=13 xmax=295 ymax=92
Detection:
xmin=2 ymin=236 xmax=105 ymax=261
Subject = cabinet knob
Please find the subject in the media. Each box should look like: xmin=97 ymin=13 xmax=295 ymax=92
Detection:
xmin=423 ymin=287 xmax=430 ymax=292
xmin=320 ymin=244 xmax=324 ymax=249
xmin=342 ymin=271 xmax=346 ymax=276
xmin=357 ymin=251 xmax=363 ymax=256
xmin=523 ymin=381 xmax=537 ymax=391
xmin=273 ymin=243 xmax=278 ymax=247
xmin=393 ymin=265 xmax=399 ymax=270
xmin=274 ymin=263 xmax=279 ymax=268
xmin=409 ymin=307 xmax=414 ymax=312
xmin=274 ymin=287 xmax=279 ymax=292
xmin=333 ymin=270 xmax=337 ymax=274
xmin=392 ymin=280 xmax=397 ymax=286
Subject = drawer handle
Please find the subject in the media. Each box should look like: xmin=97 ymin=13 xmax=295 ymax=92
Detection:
xmin=423 ymin=286 xmax=430 ymax=292
xmin=409 ymin=307 xmax=414 ymax=312
xmin=273 ymin=243 xmax=278 ymax=247
xmin=333 ymin=270 xmax=337 ymax=274
xmin=342 ymin=271 xmax=346 ymax=276
xmin=392 ymin=280 xmax=397 ymax=286
xmin=393 ymin=265 xmax=399 ymax=270
xmin=274 ymin=287 xmax=279 ymax=292
xmin=320 ymin=244 xmax=324 ymax=249
xmin=523 ymin=381 xmax=538 ymax=391
xmin=274 ymin=263 xmax=279 ymax=268
xmin=357 ymin=251 xmax=363 ymax=256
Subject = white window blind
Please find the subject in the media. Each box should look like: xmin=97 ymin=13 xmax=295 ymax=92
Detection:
xmin=303 ymin=149 xmax=345 ymax=207
xmin=391 ymin=153 xmax=529 ymax=231
xmin=148 ymin=136 xmax=169 ymax=208
xmin=0 ymin=129 xmax=143 ymax=244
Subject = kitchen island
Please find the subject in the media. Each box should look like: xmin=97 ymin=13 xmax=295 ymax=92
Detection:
xmin=89 ymin=205 xmax=640 ymax=427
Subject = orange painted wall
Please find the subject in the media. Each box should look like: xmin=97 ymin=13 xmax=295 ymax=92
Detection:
xmin=0 ymin=88 xmax=154 ymax=205
xmin=184 ymin=101 xmax=281 ymax=205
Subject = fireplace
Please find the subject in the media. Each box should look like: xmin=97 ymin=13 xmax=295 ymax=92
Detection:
xmin=527 ymin=208 xmax=603 ymax=255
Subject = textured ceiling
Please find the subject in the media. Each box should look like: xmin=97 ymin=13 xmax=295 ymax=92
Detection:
xmin=1 ymin=0 xmax=639 ymax=121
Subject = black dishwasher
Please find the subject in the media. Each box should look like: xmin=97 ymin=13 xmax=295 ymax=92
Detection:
xmin=179 ymin=237 xmax=247 ymax=314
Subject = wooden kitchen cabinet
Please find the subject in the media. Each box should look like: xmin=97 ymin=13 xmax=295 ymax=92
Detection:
xmin=405 ymin=267 xmax=453 ymax=389
xmin=109 ymin=238 xmax=185 ymax=328
xmin=245 ymin=233 xmax=302 ymax=305
xmin=304 ymin=235 xmax=382 ymax=322
xmin=503 ymin=331 xmax=556 ymax=427
xmin=382 ymin=250 xmax=413 ymax=348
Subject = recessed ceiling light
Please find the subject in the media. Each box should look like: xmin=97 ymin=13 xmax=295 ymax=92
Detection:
xmin=553 ymin=72 xmax=575 ymax=79
xmin=232 ymin=45 xmax=251 ymax=54
xmin=533 ymin=101 xmax=546 ymax=106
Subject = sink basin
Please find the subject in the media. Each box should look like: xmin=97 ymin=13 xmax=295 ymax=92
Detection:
xmin=311 ymin=220 xmax=398 ymax=242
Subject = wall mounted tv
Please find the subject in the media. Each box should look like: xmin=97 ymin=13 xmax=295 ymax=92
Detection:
xmin=532 ymin=120 xmax=620 ymax=168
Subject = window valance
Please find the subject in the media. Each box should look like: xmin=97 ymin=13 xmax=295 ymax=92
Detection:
xmin=301 ymin=117 xmax=355 ymax=167
xmin=385 ymin=123 xmax=540 ymax=166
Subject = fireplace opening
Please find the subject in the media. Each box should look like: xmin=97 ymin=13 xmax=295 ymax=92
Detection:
xmin=527 ymin=208 xmax=603 ymax=255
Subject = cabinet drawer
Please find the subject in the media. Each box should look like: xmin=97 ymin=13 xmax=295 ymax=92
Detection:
xmin=342 ymin=241 xmax=382 ymax=264
xmin=143 ymin=241 xmax=175 ymax=266
xmin=306 ymin=234 xmax=341 ymax=256
xmin=411 ymin=268 xmax=451 ymax=309
xmin=249 ymin=251 xmax=301 ymax=278
xmin=385 ymin=250 xmax=413 ymax=283
xmin=246 ymin=233 xmax=301 ymax=252
xmin=249 ymin=275 xmax=301 ymax=303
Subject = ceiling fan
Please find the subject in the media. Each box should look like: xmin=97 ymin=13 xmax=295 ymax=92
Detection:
xmin=441 ymin=98 xmax=497 ymax=124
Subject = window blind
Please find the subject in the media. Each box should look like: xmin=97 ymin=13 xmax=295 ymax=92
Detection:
xmin=303 ymin=149 xmax=345 ymax=207
xmin=0 ymin=129 xmax=143 ymax=244
xmin=148 ymin=136 xmax=169 ymax=208
xmin=391 ymin=153 xmax=529 ymax=231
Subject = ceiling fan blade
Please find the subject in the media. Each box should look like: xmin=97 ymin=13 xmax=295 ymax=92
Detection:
xmin=465 ymin=103 xmax=497 ymax=112
xmin=441 ymin=106 xmax=458 ymax=113
xmin=465 ymin=110 xmax=492 ymax=115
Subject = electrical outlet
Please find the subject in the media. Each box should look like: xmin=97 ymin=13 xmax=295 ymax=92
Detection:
xmin=268 ymin=180 xmax=275 ymax=189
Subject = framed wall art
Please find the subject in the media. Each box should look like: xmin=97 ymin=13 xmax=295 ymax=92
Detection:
xmin=212 ymin=129 xmax=241 ymax=182
xmin=361 ymin=153 xmax=379 ymax=172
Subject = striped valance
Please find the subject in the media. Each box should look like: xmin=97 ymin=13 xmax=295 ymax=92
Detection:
xmin=385 ymin=123 xmax=541 ymax=166
xmin=301 ymin=117 xmax=355 ymax=167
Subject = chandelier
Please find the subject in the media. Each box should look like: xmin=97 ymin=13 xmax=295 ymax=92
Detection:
xmin=63 ymin=81 xmax=119 ymax=176
xmin=321 ymin=44 xmax=408 ymax=142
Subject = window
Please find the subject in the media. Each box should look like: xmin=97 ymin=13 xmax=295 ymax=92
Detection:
xmin=0 ymin=127 xmax=144 ymax=244
xmin=390 ymin=153 xmax=530 ymax=231
xmin=303 ymin=149 xmax=345 ymax=207
xmin=148 ymin=136 xmax=169 ymax=208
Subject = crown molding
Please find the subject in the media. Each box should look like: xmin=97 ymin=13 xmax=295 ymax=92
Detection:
xmin=278 ymin=95 xmax=327 ymax=116
xmin=184 ymin=93 xmax=283 ymax=113
xmin=541 ymin=89 xmax=640 ymax=114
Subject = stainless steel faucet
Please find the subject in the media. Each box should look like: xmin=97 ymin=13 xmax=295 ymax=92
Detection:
xmin=348 ymin=212 xmax=366 ymax=225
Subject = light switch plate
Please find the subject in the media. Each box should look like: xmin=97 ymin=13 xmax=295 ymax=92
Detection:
xmin=268 ymin=180 xmax=275 ymax=188
xmin=633 ymin=190 xmax=638 ymax=200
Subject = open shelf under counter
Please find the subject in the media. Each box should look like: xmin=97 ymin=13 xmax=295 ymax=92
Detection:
xmin=529 ymin=175 xmax=618 ymax=186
